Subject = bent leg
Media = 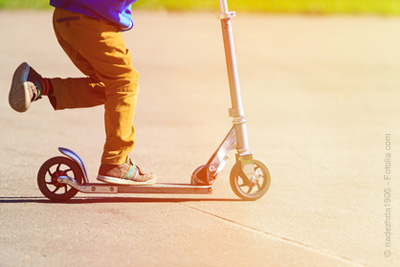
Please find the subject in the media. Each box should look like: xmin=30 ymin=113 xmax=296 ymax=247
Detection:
xmin=49 ymin=77 xmax=106 ymax=109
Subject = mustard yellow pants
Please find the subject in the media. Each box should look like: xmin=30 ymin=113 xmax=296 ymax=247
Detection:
xmin=49 ymin=8 xmax=139 ymax=165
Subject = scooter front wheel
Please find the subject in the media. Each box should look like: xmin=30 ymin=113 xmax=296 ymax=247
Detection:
xmin=230 ymin=159 xmax=271 ymax=201
xmin=37 ymin=156 xmax=83 ymax=201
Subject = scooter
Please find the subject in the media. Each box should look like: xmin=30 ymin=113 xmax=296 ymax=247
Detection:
xmin=37 ymin=0 xmax=271 ymax=201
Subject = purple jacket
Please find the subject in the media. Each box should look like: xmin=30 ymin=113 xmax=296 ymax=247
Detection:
xmin=50 ymin=0 xmax=137 ymax=31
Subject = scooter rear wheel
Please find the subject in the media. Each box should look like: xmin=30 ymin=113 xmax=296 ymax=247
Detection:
xmin=230 ymin=159 xmax=271 ymax=201
xmin=37 ymin=156 xmax=83 ymax=201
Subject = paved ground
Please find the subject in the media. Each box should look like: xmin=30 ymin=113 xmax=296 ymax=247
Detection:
xmin=0 ymin=10 xmax=399 ymax=267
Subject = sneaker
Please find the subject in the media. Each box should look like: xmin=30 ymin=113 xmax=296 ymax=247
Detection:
xmin=9 ymin=62 xmax=43 ymax=112
xmin=97 ymin=158 xmax=157 ymax=186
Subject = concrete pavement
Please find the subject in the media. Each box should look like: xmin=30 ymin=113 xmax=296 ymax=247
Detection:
xmin=0 ymin=10 xmax=399 ymax=266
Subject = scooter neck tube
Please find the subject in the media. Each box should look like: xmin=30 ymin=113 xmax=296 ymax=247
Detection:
xmin=219 ymin=1 xmax=244 ymax=118
xmin=218 ymin=1 xmax=250 ymax=153
xmin=219 ymin=0 xmax=229 ymax=13
xmin=221 ymin=19 xmax=244 ymax=117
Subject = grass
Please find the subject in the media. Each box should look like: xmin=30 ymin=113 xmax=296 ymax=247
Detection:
xmin=0 ymin=0 xmax=399 ymax=16
xmin=0 ymin=0 xmax=49 ymax=9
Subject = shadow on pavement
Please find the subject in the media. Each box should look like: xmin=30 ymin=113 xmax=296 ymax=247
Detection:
xmin=0 ymin=196 xmax=244 ymax=204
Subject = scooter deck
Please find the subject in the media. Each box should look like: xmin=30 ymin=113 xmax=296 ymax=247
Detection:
xmin=80 ymin=183 xmax=213 ymax=194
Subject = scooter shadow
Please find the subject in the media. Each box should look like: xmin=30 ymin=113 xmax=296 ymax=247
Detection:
xmin=0 ymin=196 xmax=245 ymax=204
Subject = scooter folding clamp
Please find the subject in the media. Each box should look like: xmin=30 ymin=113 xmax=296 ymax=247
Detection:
xmin=219 ymin=11 xmax=236 ymax=20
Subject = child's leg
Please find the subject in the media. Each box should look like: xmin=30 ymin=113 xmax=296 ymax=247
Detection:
xmin=49 ymin=77 xmax=106 ymax=109
xmin=49 ymin=18 xmax=106 ymax=109
xmin=53 ymin=8 xmax=139 ymax=165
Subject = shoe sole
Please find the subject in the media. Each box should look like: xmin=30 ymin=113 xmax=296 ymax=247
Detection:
xmin=97 ymin=175 xmax=157 ymax=186
xmin=9 ymin=62 xmax=31 ymax=112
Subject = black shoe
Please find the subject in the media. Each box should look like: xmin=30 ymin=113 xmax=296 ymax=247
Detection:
xmin=9 ymin=62 xmax=43 ymax=112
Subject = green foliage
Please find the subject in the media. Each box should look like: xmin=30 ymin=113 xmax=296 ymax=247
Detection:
xmin=1 ymin=0 xmax=399 ymax=15
xmin=134 ymin=0 xmax=400 ymax=15
xmin=0 ymin=0 xmax=50 ymax=9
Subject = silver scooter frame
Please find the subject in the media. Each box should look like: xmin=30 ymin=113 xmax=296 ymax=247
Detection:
xmin=199 ymin=0 xmax=257 ymax=182
xmin=56 ymin=147 xmax=213 ymax=194
xmin=42 ymin=0 xmax=266 ymax=199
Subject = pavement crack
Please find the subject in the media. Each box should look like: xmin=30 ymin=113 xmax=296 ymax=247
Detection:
xmin=178 ymin=203 xmax=369 ymax=267
xmin=292 ymin=148 xmax=329 ymax=171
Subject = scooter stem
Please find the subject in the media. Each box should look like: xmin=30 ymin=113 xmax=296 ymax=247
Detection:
xmin=219 ymin=0 xmax=250 ymax=155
